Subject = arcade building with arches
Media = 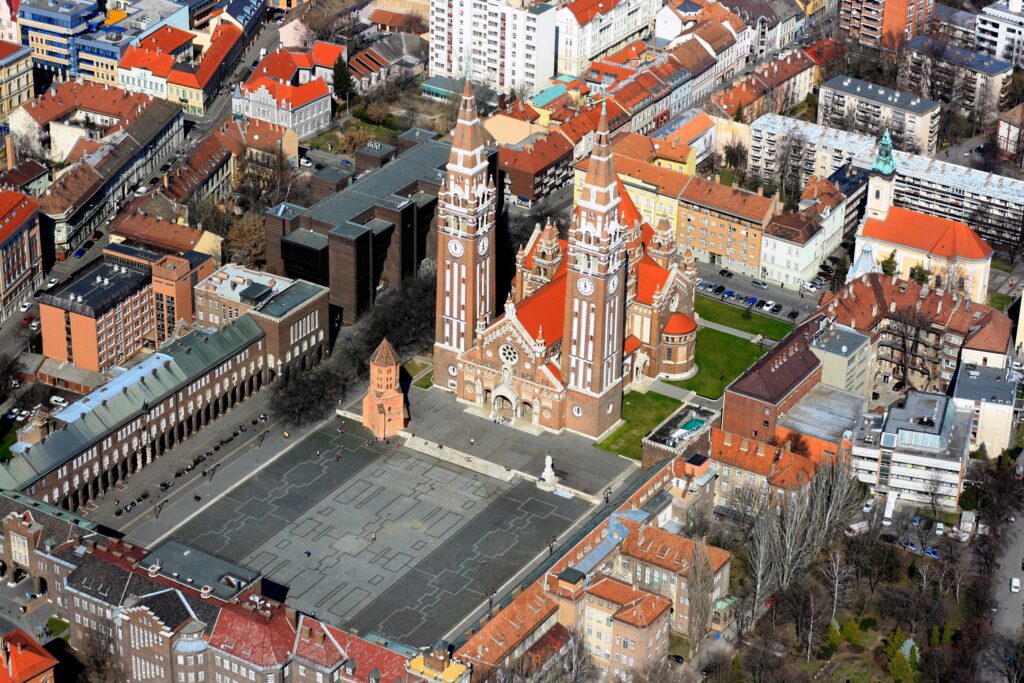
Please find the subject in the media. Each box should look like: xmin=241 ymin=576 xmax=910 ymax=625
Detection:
xmin=433 ymin=82 xmax=700 ymax=439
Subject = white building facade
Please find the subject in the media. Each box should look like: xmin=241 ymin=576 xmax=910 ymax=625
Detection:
xmin=428 ymin=0 xmax=557 ymax=94
xmin=230 ymin=85 xmax=332 ymax=140
xmin=977 ymin=0 xmax=1024 ymax=67
xmin=555 ymin=0 xmax=660 ymax=76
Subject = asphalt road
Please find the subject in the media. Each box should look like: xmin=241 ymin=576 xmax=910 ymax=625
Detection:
xmin=693 ymin=261 xmax=821 ymax=325
xmin=993 ymin=517 xmax=1024 ymax=635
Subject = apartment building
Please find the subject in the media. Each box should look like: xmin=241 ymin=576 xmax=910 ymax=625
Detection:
xmin=932 ymin=3 xmax=977 ymax=49
xmin=428 ymin=0 xmax=556 ymax=94
xmin=581 ymin=576 xmax=672 ymax=679
xmin=38 ymin=243 xmax=212 ymax=371
xmin=900 ymin=36 xmax=1011 ymax=124
xmin=0 ymin=190 xmax=43 ymax=326
xmin=108 ymin=206 xmax=223 ymax=262
xmin=759 ymin=179 xmax=846 ymax=289
xmin=18 ymin=0 xmax=100 ymax=83
xmin=977 ymin=0 xmax=1024 ymax=67
xmin=997 ymin=102 xmax=1024 ymax=166
xmin=747 ymin=114 xmax=877 ymax=188
xmin=710 ymin=49 xmax=816 ymax=123
xmin=655 ymin=0 xmax=752 ymax=84
xmin=839 ymin=0 xmax=933 ymax=50
xmin=818 ymin=76 xmax=940 ymax=154
xmin=232 ymin=42 xmax=345 ymax=139
xmin=819 ymin=273 xmax=1013 ymax=391
xmin=0 ymin=41 xmax=31 ymax=124
xmin=808 ymin=318 xmax=872 ymax=396
xmin=851 ymin=391 xmax=969 ymax=509
xmin=194 ymin=264 xmax=330 ymax=381
xmin=718 ymin=0 xmax=803 ymax=58
xmin=951 ymin=363 xmax=1018 ymax=455
xmin=555 ymin=0 xmax=660 ymax=76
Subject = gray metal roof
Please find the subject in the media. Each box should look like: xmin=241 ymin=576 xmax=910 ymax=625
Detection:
xmin=778 ymin=384 xmax=867 ymax=443
xmin=274 ymin=133 xmax=451 ymax=241
xmin=257 ymin=281 xmax=324 ymax=319
xmin=140 ymin=539 xmax=259 ymax=601
xmin=281 ymin=228 xmax=328 ymax=250
xmin=1 ymin=317 xmax=264 ymax=490
xmin=821 ymin=76 xmax=940 ymax=115
xmin=952 ymin=363 xmax=1017 ymax=405
xmin=38 ymin=261 xmax=149 ymax=317
xmin=907 ymin=36 xmax=1013 ymax=75
xmin=810 ymin=322 xmax=869 ymax=358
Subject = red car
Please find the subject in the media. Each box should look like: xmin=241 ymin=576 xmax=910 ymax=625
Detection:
xmin=764 ymin=594 xmax=780 ymax=607
xmin=21 ymin=314 xmax=34 ymax=327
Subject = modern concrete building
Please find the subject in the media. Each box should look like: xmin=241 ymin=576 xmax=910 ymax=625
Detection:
xmin=997 ymin=102 xmax=1024 ymax=166
xmin=747 ymin=114 xmax=877 ymax=188
xmin=851 ymin=391 xmax=970 ymax=510
xmin=839 ymin=0 xmax=933 ymax=51
xmin=900 ymin=36 xmax=1011 ymax=124
xmin=18 ymin=0 xmax=100 ymax=84
xmin=977 ymin=0 xmax=1024 ymax=67
xmin=818 ymin=76 xmax=940 ymax=154
xmin=951 ymin=363 xmax=1019 ymax=455
xmin=807 ymin=319 xmax=872 ymax=396
xmin=428 ymin=0 xmax=557 ymax=94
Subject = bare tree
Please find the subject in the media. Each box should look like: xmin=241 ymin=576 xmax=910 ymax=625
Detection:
xmin=557 ymin=626 xmax=593 ymax=683
xmin=743 ymin=511 xmax=780 ymax=631
xmin=819 ymin=548 xmax=854 ymax=621
xmin=226 ymin=212 xmax=266 ymax=267
xmin=784 ymin=581 xmax=830 ymax=662
xmin=684 ymin=496 xmax=714 ymax=541
xmin=987 ymin=632 xmax=1024 ymax=683
xmin=687 ymin=542 xmax=714 ymax=657
xmin=75 ymin=629 xmax=124 ymax=683
xmin=882 ymin=305 xmax=932 ymax=390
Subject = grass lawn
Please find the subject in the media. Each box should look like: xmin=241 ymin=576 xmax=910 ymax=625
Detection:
xmin=0 ymin=418 xmax=18 ymax=461
xmin=413 ymin=369 xmax=434 ymax=390
xmin=304 ymin=129 xmax=340 ymax=152
xmin=46 ymin=617 xmax=69 ymax=638
xmin=992 ymin=258 xmax=1014 ymax=273
xmin=597 ymin=391 xmax=682 ymax=460
xmin=696 ymin=296 xmax=795 ymax=340
xmin=403 ymin=359 xmax=429 ymax=379
xmin=669 ymin=328 xmax=767 ymax=399
xmin=989 ymin=292 xmax=1015 ymax=311
xmin=719 ymin=168 xmax=736 ymax=186
xmin=345 ymin=118 xmax=396 ymax=143
xmin=669 ymin=633 xmax=690 ymax=657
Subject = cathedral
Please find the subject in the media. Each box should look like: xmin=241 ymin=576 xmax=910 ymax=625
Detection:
xmin=432 ymin=82 xmax=699 ymax=439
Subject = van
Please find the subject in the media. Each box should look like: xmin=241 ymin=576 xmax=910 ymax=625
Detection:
xmin=1013 ymin=578 xmax=1021 ymax=593
xmin=844 ymin=521 xmax=869 ymax=537
xmin=49 ymin=396 xmax=68 ymax=408
xmin=752 ymin=279 xmax=769 ymax=290
xmin=862 ymin=498 xmax=877 ymax=514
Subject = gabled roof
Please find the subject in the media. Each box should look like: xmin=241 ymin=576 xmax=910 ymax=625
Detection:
xmin=0 ymin=190 xmax=37 ymax=246
xmin=167 ymin=23 xmax=241 ymax=89
xmin=208 ymin=599 xmax=295 ymax=667
xmin=563 ymin=0 xmax=624 ymax=24
xmin=862 ymin=207 xmax=993 ymax=262
xmin=619 ymin=517 xmax=732 ymax=574
xmin=709 ymin=427 xmax=817 ymax=488
xmin=728 ymin=324 xmax=820 ymax=404
xmin=0 ymin=629 xmax=56 ymax=683
xmin=585 ymin=575 xmax=672 ymax=628
xmin=136 ymin=25 xmax=194 ymax=54
xmin=120 ymin=45 xmax=176 ymax=78
xmin=20 ymin=80 xmax=153 ymax=129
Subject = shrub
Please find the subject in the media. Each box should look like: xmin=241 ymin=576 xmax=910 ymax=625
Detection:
xmin=842 ymin=618 xmax=862 ymax=647
xmin=860 ymin=617 xmax=877 ymax=631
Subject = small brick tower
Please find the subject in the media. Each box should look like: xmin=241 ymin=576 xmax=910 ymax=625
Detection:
xmin=361 ymin=338 xmax=406 ymax=439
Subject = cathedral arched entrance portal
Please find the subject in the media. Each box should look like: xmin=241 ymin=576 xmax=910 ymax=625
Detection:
xmin=633 ymin=352 xmax=650 ymax=382
xmin=519 ymin=400 xmax=533 ymax=423
xmin=494 ymin=395 xmax=514 ymax=421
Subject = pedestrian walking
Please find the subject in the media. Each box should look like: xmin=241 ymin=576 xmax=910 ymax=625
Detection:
xmin=194 ymin=495 xmax=201 ymax=503
xmin=304 ymin=550 xmax=311 ymax=558
xmin=316 ymin=449 xmax=321 ymax=457
xmin=371 ymin=533 xmax=377 ymax=543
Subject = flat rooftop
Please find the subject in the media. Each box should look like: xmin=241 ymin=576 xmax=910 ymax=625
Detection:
xmin=140 ymin=539 xmax=260 ymax=601
xmin=821 ymin=75 xmax=939 ymax=115
xmin=39 ymin=261 xmax=149 ymax=317
xmin=197 ymin=264 xmax=295 ymax=307
xmin=952 ymin=363 xmax=1017 ymax=405
xmin=778 ymin=384 xmax=867 ymax=443
xmin=810 ymin=322 xmax=869 ymax=358
xmin=257 ymin=281 xmax=326 ymax=319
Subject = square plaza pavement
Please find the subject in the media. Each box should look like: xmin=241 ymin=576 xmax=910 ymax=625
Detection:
xmin=346 ymin=385 xmax=639 ymax=498
xmin=172 ymin=423 xmax=590 ymax=646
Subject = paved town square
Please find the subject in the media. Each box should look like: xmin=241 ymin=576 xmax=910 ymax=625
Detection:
xmin=173 ymin=423 xmax=590 ymax=644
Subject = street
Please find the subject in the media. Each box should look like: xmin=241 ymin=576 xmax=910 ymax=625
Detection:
xmin=693 ymin=260 xmax=820 ymax=325
xmin=993 ymin=517 xmax=1024 ymax=635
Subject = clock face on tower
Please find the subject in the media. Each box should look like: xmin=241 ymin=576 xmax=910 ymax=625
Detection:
xmin=447 ymin=239 xmax=464 ymax=258
xmin=609 ymin=275 xmax=619 ymax=294
xmin=577 ymin=278 xmax=595 ymax=296
xmin=479 ymin=236 xmax=489 ymax=256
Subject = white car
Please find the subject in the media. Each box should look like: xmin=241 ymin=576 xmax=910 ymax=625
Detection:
xmin=18 ymin=301 xmax=30 ymax=312
xmin=760 ymin=300 xmax=775 ymax=311
xmin=49 ymin=396 xmax=68 ymax=408
xmin=46 ymin=277 xmax=59 ymax=289
xmin=1013 ymin=578 xmax=1021 ymax=593
xmin=934 ymin=522 xmax=944 ymax=536
xmin=299 ymin=157 xmax=313 ymax=168
xmin=135 ymin=185 xmax=148 ymax=196
xmin=1014 ymin=361 xmax=1024 ymax=372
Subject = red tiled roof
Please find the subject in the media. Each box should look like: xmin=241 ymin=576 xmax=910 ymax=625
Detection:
xmin=586 ymin=576 xmax=672 ymax=629
xmin=709 ymin=427 xmax=818 ymax=489
xmin=565 ymin=0 xmax=624 ymax=24
xmin=0 ymin=39 xmax=25 ymax=62
xmin=664 ymin=312 xmax=696 ymax=335
xmin=681 ymin=175 xmax=774 ymax=222
xmin=801 ymin=37 xmax=848 ymax=66
xmin=368 ymin=8 xmax=409 ymax=28
xmin=499 ymin=133 xmax=573 ymax=175
xmin=309 ymin=40 xmax=346 ymax=68
xmin=109 ymin=203 xmax=204 ymax=253
xmin=665 ymin=112 xmax=714 ymax=146
xmin=624 ymin=335 xmax=642 ymax=355
xmin=20 ymin=80 xmax=153 ymax=128
xmin=604 ymin=40 xmax=648 ymax=65
xmin=240 ymin=42 xmax=341 ymax=109
xmin=636 ymin=258 xmax=672 ymax=305
xmin=862 ymin=207 xmax=993 ymax=261
xmin=137 ymin=25 xmax=194 ymax=54
xmin=168 ymin=23 xmax=241 ymax=89
xmin=243 ymin=77 xmax=330 ymax=109
xmin=208 ymin=598 xmax=295 ymax=668
xmin=456 ymin=582 xmax=556 ymax=674
xmin=0 ymin=629 xmax=57 ymax=683
xmin=516 ymin=277 xmax=566 ymax=345
xmin=63 ymin=137 xmax=103 ymax=164
xmin=328 ymin=628 xmax=419 ymax=683
xmin=524 ymin=624 xmax=570 ymax=670
xmin=620 ymin=517 xmax=732 ymax=574
xmin=120 ymin=45 xmax=176 ymax=78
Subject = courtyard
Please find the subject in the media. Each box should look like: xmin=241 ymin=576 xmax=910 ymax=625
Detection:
xmin=171 ymin=423 xmax=591 ymax=646
xmin=670 ymin=328 xmax=768 ymax=399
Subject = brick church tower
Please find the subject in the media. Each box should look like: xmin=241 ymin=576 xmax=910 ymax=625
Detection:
xmin=560 ymin=104 xmax=627 ymax=437
xmin=361 ymin=338 xmax=407 ymax=439
xmin=433 ymin=80 xmax=497 ymax=390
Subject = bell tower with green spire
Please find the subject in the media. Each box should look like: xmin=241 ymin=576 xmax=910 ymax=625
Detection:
xmin=866 ymin=129 xmax=897 ymax=220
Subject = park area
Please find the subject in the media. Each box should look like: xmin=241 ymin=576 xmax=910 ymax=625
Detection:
xmin=670 ymin=328 xmax=767 ymax=399
xmin=597 ymin=391 xmax=682 ymax=460
xmin=695 ymin=296 xmax=794 ymax=340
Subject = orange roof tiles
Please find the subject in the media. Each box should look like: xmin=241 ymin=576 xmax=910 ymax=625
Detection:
xmin=586 ymin=576 xmax=672 ymax=628
xmin=516 ymin=278 xmax=566 ymax=345
xmin=664 ymin=312 xmax=696 ymax=335
xmin=680 ymin=175 xmax=774 ymax=223
xmin=0 ymin=40 xmax=26 ymax=63
xmin=120 ymin=45 xmax=176 ymax=77
xmin=240 ymin=42 xmax=342 ymax=108
xmin=137 ymin=25 xmax=194 ymax=54
xmin=109 ymin=207 xmax=204 ymax=253
xmin=0 ymin=629 xmax=57 ymax=683
xmin=168 ymin=23 xmax=241 ymax=89
xmin=208 ymin=599 xmax=295 ymax=668
xmin=801 ymin=175 xmax=845 ymax=212
xmin=818 ymin=273 xmax=1012 ymax=354
xmin=605 ymin=40 xmax=648 ymax=66
xmin=862 ymin=207 xmax=993 ymax=262
xmin=709 ymin=427 xmax=818 ymax=489
xmin=565 ymin=0 xmax=624 ymax=24
xmin=21 ymin=80 xmax=153 ymax=128
xmin=801 ymin=37 xmax=848 ymax=66
xmin=368 ymin=8 xmax=410 ymax=28
xmin=636 ymin=258 xmax=672 ymax=305
xmin=0 ymin=190 xmax=38 ymax=247
xmin=499 ymin=134 xmax=573 ymax=175
xmin=665 ymin=112 xmax=714 ymax=147
xmin=456 ymin=582 xmax=557 ymax=674
xmin=620 ymin=517 xmax=732 ymax=574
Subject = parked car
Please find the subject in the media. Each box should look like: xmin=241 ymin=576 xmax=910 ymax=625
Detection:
xmin=91 ymin=230 xmax=103 ymax=241
xmin=718 ymin=268 xmax=734 ymax=278
xmin=820 ymin=264 xmax=835 ymax=274
xmin=934 ymin=522 xmax=945 ymax=536
xmin=801 ymin=282 xmax=818 ymax=293
xmin=49 ymin=396 xmax=68 ymax=408
xmin=925 ymin=548 xmax=941 ymax=560
xmin=912 ymin=515 xmax=923 ymax=527
xmin=723 ymin=289 xmax=735 ymax=299
xmin=863 ymin=498 xmax=877 ymax=514
xmin=82 ymin=240 xmax=94 ymax=250
xmin=827 ymin=256 xmax=841 ymax=265
xmin=751 ymin=279 xmax=769 ymax=290
xmin=787 ymin=310 xmax=799 ymax=320
xmin=134 ymin=185 xmax=147 ymax=196
xmin=713 ymin=285 xmax=726 ymax=295
xmin=73 ymin=247 xmax=86 ymax=258
xmin=46 ymin=277 xmax=59 ymax=289
xmin=29 ymin=320 xmax=39 ymax=332
xmin=770 ymin=303 xmax=783 ymax=314
xmin=1014 ymin=361 xmax=1024 ymax=372
xmin=1012 ymin=578 xmax=1021 ymax=593
xmin=755 ymin=299 xmax=766 ymax=309
xmin=746 ymin=295 xmax=758 ymax=307
xmin=299 ymin=157 xmax=313 ymax=168
xmin=4 ymin=410 xmax=15 ymax=420
xmin=20 ymin=315 xmax=33 ymax=327
xmin=16 ymin=410 xmax=28 ymax=421
xmin=18 ymin=301 xmax=30 ymax=312
xmin=760 ymin=300 xmax=775 ymax=311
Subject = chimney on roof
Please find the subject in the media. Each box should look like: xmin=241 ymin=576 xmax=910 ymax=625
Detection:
xmin=757 ymin=186 xmax=764 ymax=196
xmin=4 ymin=136 xmax=14 ymax=172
